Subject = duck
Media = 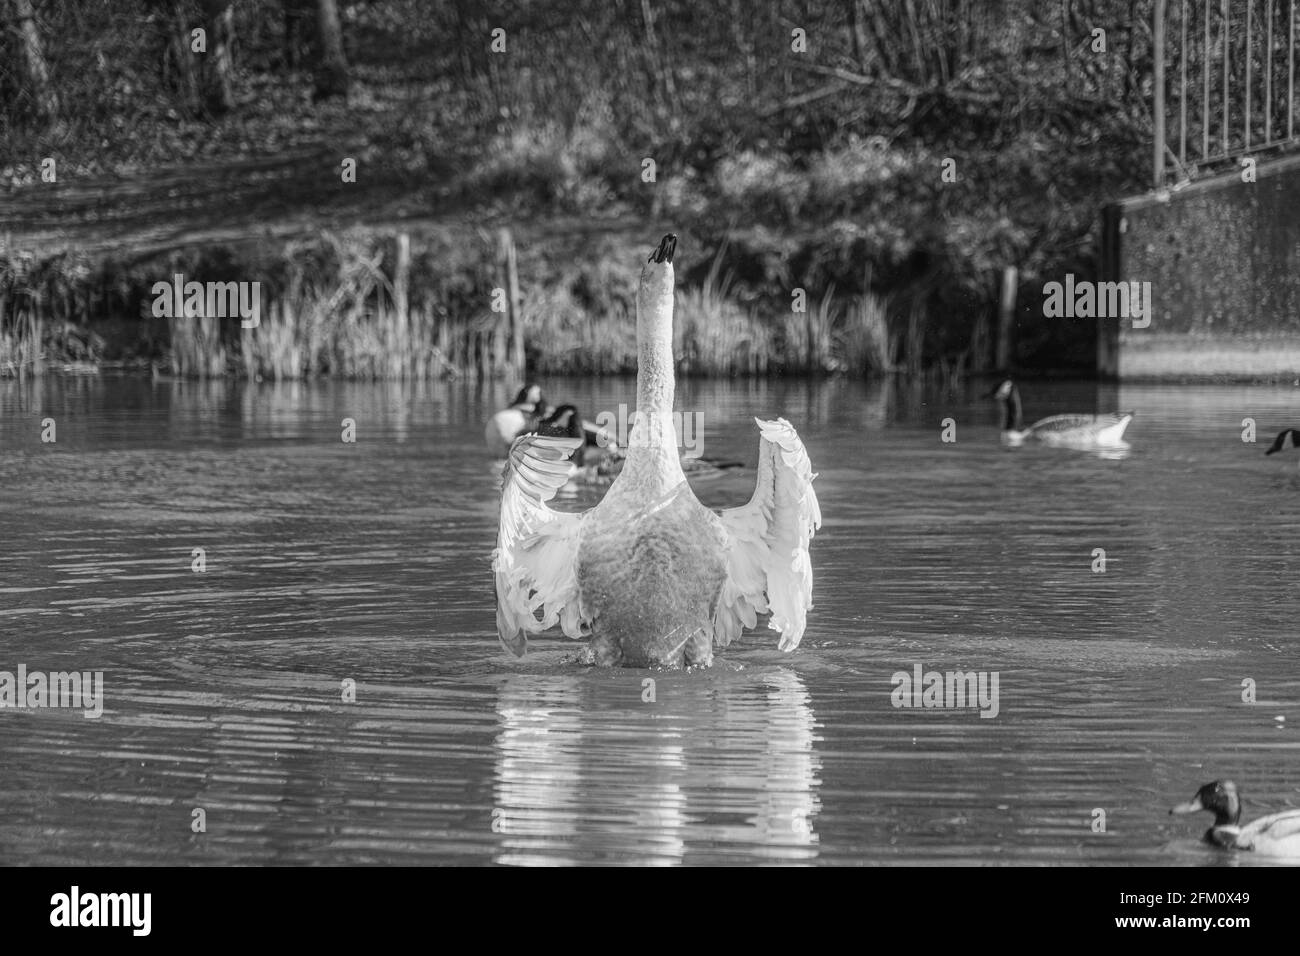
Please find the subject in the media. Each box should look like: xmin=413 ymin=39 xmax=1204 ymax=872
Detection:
xmin=1265 ymin=428 xmax=1300 ymax=458
xmin=1170 ymin=780 xmax=1300 ymax=857
xmin=986 ymin=379 xmax=1133 ymax=447
xmin=485 ymin=384 xmax=548 ymax=455
xmin=492 ymin=234 xmax=822 ymax=667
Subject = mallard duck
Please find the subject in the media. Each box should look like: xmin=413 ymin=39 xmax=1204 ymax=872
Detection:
xmin=986 ymin=379 xmax=1133 ymax=447
xmin=1170 ymin=780 xmax=1300 ymax=857
xmin=492 ymin=234 xmax=822 ymax=667
xmin=485 ymin=384 xmax=548 ymax=456
xmin=1265 ymin=428 xmax=1300 ymax=458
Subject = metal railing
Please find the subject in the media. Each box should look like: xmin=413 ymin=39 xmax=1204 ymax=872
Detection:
xmin=1154 ymin=0 xmax=1300 ymax=186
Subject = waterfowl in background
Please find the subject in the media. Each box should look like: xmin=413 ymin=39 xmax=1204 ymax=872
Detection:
xmin=987 ymin=379 xmax=1133 ymax=447
xmin=1265 ymin=428 xmax=1300 ymax=458
xmin=538 ymin=404 xmax=625 ymax=475
xmin=493 ymin=234 xmax=822 ymax=667
xmin=1170 ymin=780 xmax=1300 ymax=857
xmin=485 ymin=384 xmax=548 ymax=455
xmin=539 ymin=404 xmax=744 ymax=482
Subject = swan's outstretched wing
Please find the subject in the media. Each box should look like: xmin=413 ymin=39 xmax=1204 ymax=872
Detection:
xmin=493 ymin=434 xmax=588 ymax=655
xmin=714 ymin=418 xmax=822 ymax=651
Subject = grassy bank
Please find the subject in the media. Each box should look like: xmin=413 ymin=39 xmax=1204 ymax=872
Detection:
xmin=1 ymin=226 xmax=914 ymax=379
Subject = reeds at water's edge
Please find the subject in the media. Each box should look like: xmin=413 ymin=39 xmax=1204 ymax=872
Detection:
xmin=2 ymin=230 xmax=931 ymax=380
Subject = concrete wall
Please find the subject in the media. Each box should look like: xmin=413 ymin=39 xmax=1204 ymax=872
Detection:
xmin=1100 ymin=151 xmax=1300 ymax=380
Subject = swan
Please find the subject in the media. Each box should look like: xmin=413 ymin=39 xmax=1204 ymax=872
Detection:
xmin=1265 ymin=428 xmax=1300 ymax=459
xmin=492 ymin=234 xmax=822 ymax=667
xmin=484 ymin=384 xmax=548 ymax=455
xmin=986 ymin=379 xmax=1133 ymax=447
xmin=1170 ymin=780 xmax=1300 ymax=857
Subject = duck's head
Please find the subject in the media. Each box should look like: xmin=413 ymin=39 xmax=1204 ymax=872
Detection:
xmin=511 ymin=383 xmax=544 ymax=412
xmin=1170 ymin=779 xmax=1242 ymax=827
xmin=1265 ymin=428 xmax=1300 ymax=455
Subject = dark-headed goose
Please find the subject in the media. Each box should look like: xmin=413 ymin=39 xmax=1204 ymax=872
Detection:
xmin=1265 ymin=428 xmax=1300 ymax=459
xmin=987 ymin=379 xmax=1133 ymax=447
xmin=485 ymin=384 xmax=548 ymax=456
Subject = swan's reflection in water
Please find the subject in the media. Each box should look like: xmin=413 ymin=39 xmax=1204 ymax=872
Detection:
xmin=492 ymin=667 xmax=820 ymax=865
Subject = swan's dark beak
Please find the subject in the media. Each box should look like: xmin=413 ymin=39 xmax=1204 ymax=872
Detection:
xmin=649 ymin=234 xmax=677 ymax=264
xmin=981 ymin=385 xmax=1000 ymax=399
xmin=1169 ymin=797 xmax=1202 ymax=815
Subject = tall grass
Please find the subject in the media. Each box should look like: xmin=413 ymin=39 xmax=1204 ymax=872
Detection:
xmin=839 ymin=286 xmax=894 ymax=374
xmin=5 ymin=230 xmax=947 ymax=380
xmin=675 ymin=246 xmax=775 ymax=375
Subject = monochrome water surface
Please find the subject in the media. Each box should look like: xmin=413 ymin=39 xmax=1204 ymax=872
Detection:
xmin=1 ymin=374 xmax=1297 ymax=865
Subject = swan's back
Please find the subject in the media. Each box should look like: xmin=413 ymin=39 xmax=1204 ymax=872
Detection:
xmin=578 ymin=451 xmax=728 ymax=666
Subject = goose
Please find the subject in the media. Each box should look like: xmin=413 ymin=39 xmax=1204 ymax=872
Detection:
xmin=537 ymin=404 xmax=625 ymax=476
xmin=1265 ymin=428 xmax=1300 ymax=458
xmin=492 ymin=234 xmax=822 ymax=667
xmin=540 ymin=403 xmax=744 ymax=482
xmin=1170 ymin=780 xmax=1300 ymax=857
xmin=986 ymin=379 xmax=1133 ymax=447
xmin=485 ymin=384 xmax=548 ymax=455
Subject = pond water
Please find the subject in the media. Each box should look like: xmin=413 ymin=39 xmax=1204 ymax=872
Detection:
xmin=1 ymin=373 xmax=1297 ymax=865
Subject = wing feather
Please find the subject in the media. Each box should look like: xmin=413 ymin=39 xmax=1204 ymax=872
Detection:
xmin=493 ymin=434 xmax=588 ymax=656
xmin=713 ymin=418 xmax=822 ymax=651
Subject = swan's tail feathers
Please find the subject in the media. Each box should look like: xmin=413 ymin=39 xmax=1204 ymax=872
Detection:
xmin=494 ymin=434 xmax=589 ymax=656
xmin=714 ymin=417 xmax=821 ymax=652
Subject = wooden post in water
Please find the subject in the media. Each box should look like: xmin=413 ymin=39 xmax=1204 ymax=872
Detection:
xmin=497 ymin=228 xmax=523 ymax=380
xmin=996 ymin=265 xmax=1018 ymax=371
xmin=394 ymin=233 xmax=411 ymax=378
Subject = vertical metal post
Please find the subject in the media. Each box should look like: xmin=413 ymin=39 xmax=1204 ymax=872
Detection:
xmin=1181 ymin=0 xmax=1189 ymax=164
xmin=1267 ymin=0 xmax=1274 ymax=143
xmin=1291 ymin=0 xmax=1296 ymax=140
xmin=1246 ymin=0 xmax=1253 ymax=148
xmin=1224 ymin=0 xmax=1231 ymax=154
xmin=1155 ymin=0 xmax=1167 ymax=186
xmin=1204 ymin=0 xmax=1212 ymax=156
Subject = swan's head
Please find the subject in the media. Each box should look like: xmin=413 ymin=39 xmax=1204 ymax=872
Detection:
xmin=638 ymin=234 xmax=677 ymax=317
xmin=1170 ymin=780 xmax=1241 ymax=827
xmin=1265 ymin=428 xmax=1300 ymax=455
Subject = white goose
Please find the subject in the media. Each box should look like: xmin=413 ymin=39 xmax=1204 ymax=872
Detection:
xmin=492 ymin=234 xmax=822 ymax=667
xmin=988 ymin=379 xmax=1133 ymax=448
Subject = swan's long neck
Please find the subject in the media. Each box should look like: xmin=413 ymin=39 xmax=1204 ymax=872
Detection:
xmin=627 ymin=241 xmax=685 ymax=488
xmin=636 ymin=275 xmax=675 ymax=431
